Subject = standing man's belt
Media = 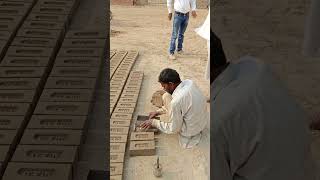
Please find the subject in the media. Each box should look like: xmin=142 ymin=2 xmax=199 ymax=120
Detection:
xmin=175 ymin=11 xmax=189 ymax=16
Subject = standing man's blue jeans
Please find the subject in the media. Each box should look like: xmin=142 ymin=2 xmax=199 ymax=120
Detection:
xmin=169 ymin=13 xmax=189 ymax=55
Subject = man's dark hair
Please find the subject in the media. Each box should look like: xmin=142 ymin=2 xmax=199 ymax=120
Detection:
xmin=211 ymin=30 xmax=227 ymax=68
xmin=158 ymin=68 xmax=181 ymax=84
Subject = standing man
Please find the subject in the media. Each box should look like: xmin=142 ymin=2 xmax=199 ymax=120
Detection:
xmin=211 ymin=30 xmax=316 ymax=180
xmin=167 ymin=0 xmax=197 ymax=60
xmin=140 ymin=68 xmax=208 ymax=148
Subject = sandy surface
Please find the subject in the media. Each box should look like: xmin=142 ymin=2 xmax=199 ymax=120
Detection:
xmin=111 ymin=5 xmax=210 ymax=180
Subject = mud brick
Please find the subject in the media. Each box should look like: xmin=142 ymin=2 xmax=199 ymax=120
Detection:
xmin=109 ymin=94 xmax=119 ymax=102
xmin=6 ymin=46 xmax=54 ymax=57
xmin=54 ymin=56 xmax=101 ymax=67
xmin=65 ymin=30 xmax=107 ymax=39
xmin=124 ymin=86 xmax=141 ymax=91
xmin=110 ymin=153 xmax=124 ymax=163
xmin=21 ymin=20 xmax=65 ymax=30
xmin=110 ymin=175 xmax=122 ymax=180
xmin=0 ymin=116 xmax=24 ymax=129
xmin=39 ymin=89 xmax=93 ymax=102
xmin=111 ymin=113 xmax=132 ymax=120
xmin=110 ymin=84 xmax=123 ymax=90
xmin=0 ymin=67 xmax=46 ymax=78
xmin=0 ymin=145 xmax=9 ymax=162
xmin=0 ymin=0 xmax=35 ymax=2
xmin=62 ymin=39 xmax=106 ymax=48
xmin=110 ymin=89 xmax=121 ymax=95
xmin=0 ymin=16 xmax=23 ymax=30
xmin=34 ymin=102 xmax=90 ymax=116
xmin=36 ymin=0 xmax=75 ymax=7
xmin=113 ymin=107 xmax=135 ymax=114
xmin=110 ymin=163 xmax=123 ymax=176
xmin=122 ymin=89 xmax=139 ymax=95
xmin=110 ymin=134 xmax=127 ymax=143
xmin=45 ymin=77 xmax=96 ymax=89
xmin=110 ymin=119 xmax=131 ymax=127
xmin=31 ymin=5 xmax=72 ymax=15
xmin=0 ymin=56 xmax=51 ymax=67
xmin=0 ymin=103 xmax=30 ymax=116
xmin=130 ymin=132 xmax=154 ymax=141
xmin=27 ymin=115 xmax=87 ymax=129
xmin=16 ymin=28 xmax=61 ymax=39
xmin=0 ymin=31 xmax=12 ymax=40
xmin=0 ymin=1 xmax=31 ymax=10
xmin=50 ymin=67 xmax=99 ymax=78
xmin=129 ymin=141 xmax=156 ymax=156
xmin=120 ymin=93 xmax=138 ymax=100
xmin=0 ymin=78 xmax=40 ymax=89
xmin=116 ymin=102 xmax=136 ymax=109
xmin=27 ymin=13 xmax=69 ymax=22
xmin=20 ymin=129 xmax=83 ymax=145
xmin=0 ymin=7 xmax=29 ymax=16
xmin=12 ymin=37 xmax=58 ymax=47
xmin=0 ymin=90 xmax=36 ymax=102
xmin=3 ymin=162 xmax=72 ymax=180
xmin=110 ymin=143 xmax=126 ymax=153
xmin=12 ymin=145 xmax=78 ymax=163
xmin=110 ymin=127 xmax=129 ymax=136
xmin=57 ymin=47 xmax=104 ymax=57
xmin=0 ymin=129 xmax=18 ymax=145
xmin=118 ymin=97 xmax=137 ymax=104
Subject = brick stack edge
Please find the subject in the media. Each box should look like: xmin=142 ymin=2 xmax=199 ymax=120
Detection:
xmin=0 ymin=0 xmax=108 ymax=179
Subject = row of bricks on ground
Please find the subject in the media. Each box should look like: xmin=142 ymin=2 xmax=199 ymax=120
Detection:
xmin=0 ymin=66 xmax=101 ymax=78
xmin=110 ymin=51 xmax=139 ymax=76
xmin=110 ymin=140 xmax=156 ymax=176
xmin=0 ymin=28 xmax=107 ymax=43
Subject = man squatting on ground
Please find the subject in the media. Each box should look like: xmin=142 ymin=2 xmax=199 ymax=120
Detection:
xmin=140 ymin=68 xmax=209 ymax=148
xmin=211 ymin=30 xmax=316 ymax=180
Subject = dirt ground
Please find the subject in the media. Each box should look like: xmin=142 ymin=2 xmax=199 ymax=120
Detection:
xmin=111 ymin=5 xmax=210 ymax=180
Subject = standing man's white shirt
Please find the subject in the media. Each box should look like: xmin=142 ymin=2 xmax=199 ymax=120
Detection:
xmin=152 ymin=79 xmax=208 ymax=148
xmin=167 ymin=0 xmax=196 ymax=14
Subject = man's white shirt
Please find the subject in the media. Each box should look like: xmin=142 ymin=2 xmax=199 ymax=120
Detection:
xmin=152 ymin=80 xmax=208 ymax=148
xmin=167 ymin=0 xmax=196 ymax=14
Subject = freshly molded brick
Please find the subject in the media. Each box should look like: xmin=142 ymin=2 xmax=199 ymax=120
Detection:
xmin=130 ymin=132 xmax=154 ymax=141
xmin=39 ymin=89 xmax=94 ymax=102
xmin=34 ymin=102 xmax=91 ymax=116
xmin=3 ymin=162 xmax=72 ymax=180
xmin=129 ymin=141 xmax=156 ymax=156
xmin=45 ymin=77 xmax=96 ymax=89
xmin=20 ymin=129 xmax=83 ymax=145
xmin=0 ymin=116 xmax=24 ymax=129
xmin=110 ymin=143 xmax=126 ymax=153
xmin=110 ymin=153 xmax=124 ymax=163
xmin=110 ymin=163 xmax=123 ymax=176
xmin=27 ymin=115 xmax=87 ymax=129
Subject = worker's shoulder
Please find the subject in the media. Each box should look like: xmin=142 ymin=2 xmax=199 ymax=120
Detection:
xmin=213 ymin=56 xmax=272 ymax=119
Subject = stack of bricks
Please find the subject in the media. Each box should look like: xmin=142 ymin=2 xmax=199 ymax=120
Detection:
xmin=110 ymin=50 xmax=127 ymax=80
xmin=110 ymin=71 xmax=143 ymax=180
xmin=0 ymin=30 xmax=106 ymax=180
xmin=0 ymin=0 xmax=78 ymax=179
xmin=110 ymin=50 xmax=139 ymax=114
xmin=0 ymin=0 xmax=35 ymax=60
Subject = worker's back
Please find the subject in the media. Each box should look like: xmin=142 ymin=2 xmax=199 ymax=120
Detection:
xmin=211 ymin=56 xmax=315 ymax=180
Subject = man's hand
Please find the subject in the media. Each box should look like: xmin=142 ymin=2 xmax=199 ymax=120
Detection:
xmin=140 ymin=119 xmax=153 ymax=130
xmin=149 ymin=111 xmax=159 ymax=119
xmin=191 ymin=11 xmax=197 ymax=18
xmin=168 ymin=13 xmax=172 ymax=21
